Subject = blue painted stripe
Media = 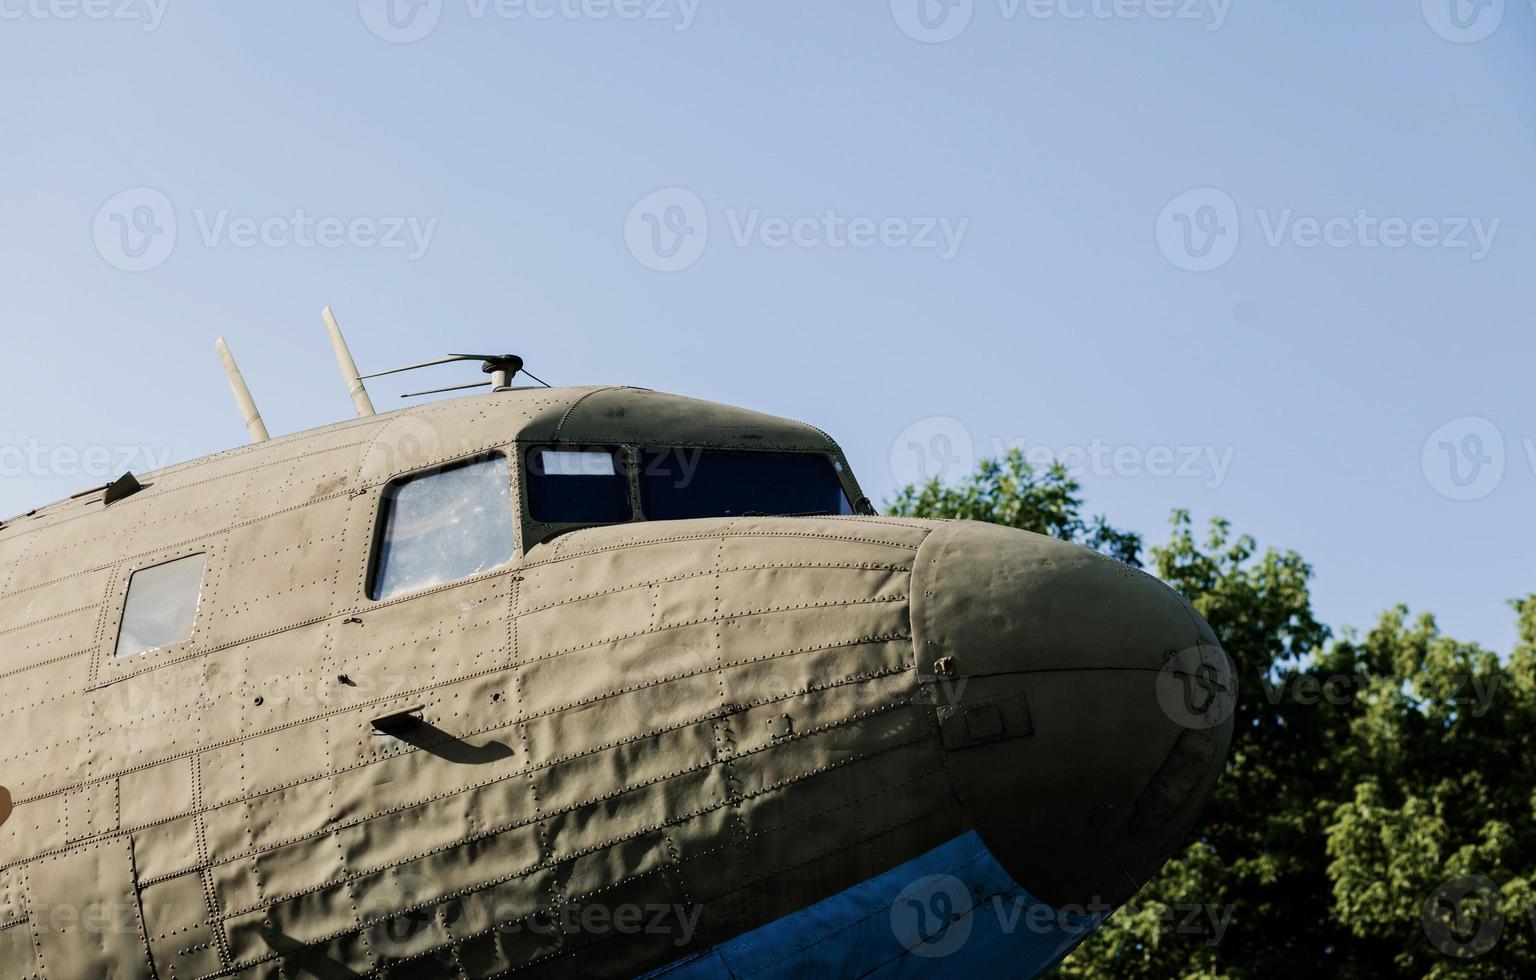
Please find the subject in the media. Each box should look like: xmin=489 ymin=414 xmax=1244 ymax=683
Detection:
xmin=645 ymin=832 xmax=1104 ymax=979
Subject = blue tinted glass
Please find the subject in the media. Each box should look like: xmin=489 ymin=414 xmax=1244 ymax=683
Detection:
xmin=638 ymin=450 xmax=854 ymax=520
xmin=372 ymin=456 xmax=515 ymax=600
xmin=526 ymin=449 xmax=632 ymax=524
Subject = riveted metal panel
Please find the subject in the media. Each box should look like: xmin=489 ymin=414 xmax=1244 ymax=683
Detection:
xmin=0 ymin=919 xmax=40 ymax=980
xmin=28 ymin=839 xmax=149 ymax=979
xmin=139 ymin=869 xmax=225 ymax=979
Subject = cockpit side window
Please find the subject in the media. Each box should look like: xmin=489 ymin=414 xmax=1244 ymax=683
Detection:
xmin=115 ymin=553 xmax=208 ymax=658
xmin=638 ymin=449 xmax=855 ymax=520
xmin=370 ymin=455 xmax=516 ymax=601
xmin=525 ymin=448 xmax=632 ymax=525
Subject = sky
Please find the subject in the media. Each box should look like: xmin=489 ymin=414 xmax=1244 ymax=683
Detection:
xmin=0 ymin=1 xmax=1533 ymax=654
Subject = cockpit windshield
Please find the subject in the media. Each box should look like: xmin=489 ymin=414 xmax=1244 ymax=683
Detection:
xmin=637 ymin=448 xmax=854 ymax=520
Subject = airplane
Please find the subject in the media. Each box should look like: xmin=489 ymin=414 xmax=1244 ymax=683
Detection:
xmin=0 ymin=311 xmax=1236 ymax=979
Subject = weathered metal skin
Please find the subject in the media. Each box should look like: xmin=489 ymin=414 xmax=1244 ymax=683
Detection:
xmin=0 ymin=386 xmax=1233 ymax=978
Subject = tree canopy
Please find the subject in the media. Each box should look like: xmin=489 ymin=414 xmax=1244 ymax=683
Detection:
xmin=887 ymin=449 xmax=1535 ymax=978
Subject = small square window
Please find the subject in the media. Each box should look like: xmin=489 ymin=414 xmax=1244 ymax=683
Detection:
xmin=371 ymin=455 xmax=516 ymax=601
xmin=115 ymin=554 xmax=208 ymax=659
xmin=526 ymin=448 xmax=632 ymax=525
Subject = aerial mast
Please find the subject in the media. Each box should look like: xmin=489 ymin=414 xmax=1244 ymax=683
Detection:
xmin=322 ymin=307 xmax=377 ymax=418
xmin=214 ymin=337 xmax=270 ymax=444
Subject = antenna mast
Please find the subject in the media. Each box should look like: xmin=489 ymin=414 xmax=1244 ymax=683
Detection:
xmin=215 ymin=338 xmax=271 ymax=444
xmin=322 ymin=307 xmax=377 ymax=418
xmin=360 ymin=354 xmax=547 ymax=399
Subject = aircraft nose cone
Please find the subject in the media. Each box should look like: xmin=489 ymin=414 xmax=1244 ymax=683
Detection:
xmin=911 ymin=521 xmax=1235 ymax=909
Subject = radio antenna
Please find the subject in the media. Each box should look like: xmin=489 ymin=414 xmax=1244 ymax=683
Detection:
xmin=322 ymin=307 xmax=377 ymax=418
xmin=215 ymin=338 xmax=271 ymax=444
xmin=359 ymin=354 xmax=550 ymax=399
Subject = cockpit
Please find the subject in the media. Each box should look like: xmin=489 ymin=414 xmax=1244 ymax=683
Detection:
xmin=364 ymin=443 xmax=862 ymax=603
xmin=526 ymin=447 xmax=855 ymax=525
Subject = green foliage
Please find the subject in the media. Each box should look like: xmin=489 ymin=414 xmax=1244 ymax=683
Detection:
xmin=886 ymin=455 xmax=1536 ymax=978
xmin=887 ymin=448 xmax=1142 ymax=566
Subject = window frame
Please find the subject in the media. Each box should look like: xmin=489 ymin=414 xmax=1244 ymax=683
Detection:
xmin=112 ymin=552 xmax=211 ymax=660
xmin=633 ymin=446 xmax=857 ymax=522
xmin=517 ymin=444 xmax=642 ymax=547
xmin=363 ymin=451 xmax=519 ymax=604
xmin=97 ymin=541 xmax=219 ymax=681
xmin=514 ymin=442 xmax=866 ymax=551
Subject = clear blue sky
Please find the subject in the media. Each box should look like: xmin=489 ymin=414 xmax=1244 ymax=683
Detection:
xmin=1 ymin=2 xmax=1532 ymax=654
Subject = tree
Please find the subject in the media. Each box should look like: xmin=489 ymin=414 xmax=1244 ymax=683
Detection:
xmin=888 ymin=453 xmax=1536 ymax=978
xmin=887 ymin=448 xmax=1143 ymax=566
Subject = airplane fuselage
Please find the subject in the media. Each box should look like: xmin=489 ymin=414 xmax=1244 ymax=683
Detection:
xmin=0 ymin=386 xmax=1233 ymax=979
